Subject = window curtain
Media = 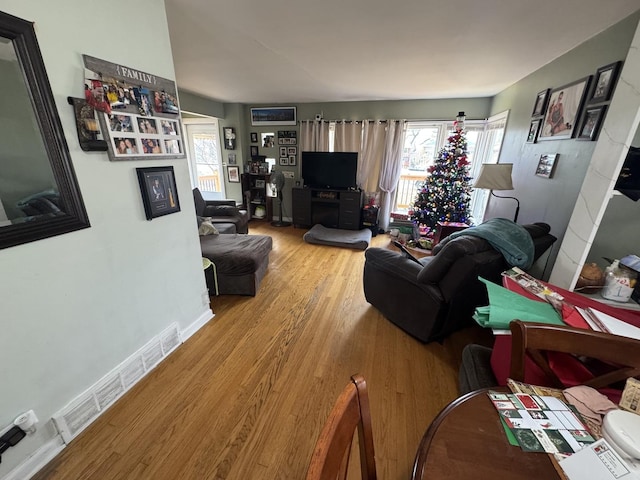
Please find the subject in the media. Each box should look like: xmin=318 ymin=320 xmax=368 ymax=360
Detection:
xmin=358 ymin=120 xmax=386 ymax=193
xmin=378 ymin=120 xmax=407 ymax=231
xmin=299 ymin=120 xmax=330 ymax=152
xmin=334 ymin=121 xmax=362 ymax=154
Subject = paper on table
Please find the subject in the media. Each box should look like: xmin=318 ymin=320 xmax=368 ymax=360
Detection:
xmin=575 ymin=307 xmax=640 ymax=341
xmin=474 ymin=277 xmax=564 ymax=330
xmin=559 ymin=439 xmax=636 ymax=480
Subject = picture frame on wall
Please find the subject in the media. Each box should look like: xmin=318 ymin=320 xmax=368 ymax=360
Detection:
xmin=227 ymin=166 xmax=240 ymax=183
xmin=288 ymin=155 xmax=297 ymax=166
xmin=136 ymin=166 xmax=180 ymax=220
xmin=588 ymin=61 xmax=622 ymax=104
xmin=538 ymin=76 xmax=591 ymax=141
xmin=535 ymin=154 xmax=558 ymax=179
xmin=279 ymin=156 xmax=289 ymax=166
xmin=279 ymin=146 xmax=287 ymax=157
xmin=526 ymin=118 xmax=542 ymax=143
xmin=228 ymin=152 xmax=237 ymax=164
xmin=250 ymin=145 xmax=259 ymax=157
xmin=223 ymin=127 xmax=236 ymax=150
xmin=277 ymin=130 xmax=297 ymax=145
xmin=251 ymin=107 xmax=297 ymax=126
xmin=532 ymin=88 xmax=550 ymax=117
xmin=250 ymin=132 xmax=258 ymax=143
xmin=577 ymin=105 xmax=607 ymax=141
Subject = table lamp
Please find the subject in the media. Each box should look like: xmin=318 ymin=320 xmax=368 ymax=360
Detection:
xmin=473 ymin=163 xmax=520 ymax=223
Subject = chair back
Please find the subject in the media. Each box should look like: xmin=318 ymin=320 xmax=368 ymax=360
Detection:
xmin=306 ymin=374 xmax=377 ymax=480
xmin=192 ymin=188 xmax=205 ymax=216
xmin=509 ymin=320 xmax=640 ymax=390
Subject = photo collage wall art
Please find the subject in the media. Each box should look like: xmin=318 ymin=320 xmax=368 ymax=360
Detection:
xmin=83 ymin=55 xmax=185 ymax=161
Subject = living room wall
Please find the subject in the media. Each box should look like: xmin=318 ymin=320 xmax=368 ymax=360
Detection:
xmin=0 ymin=1 xmax=210 ymax=476
xmin=487 ymin=12 xmax=640 ymax=276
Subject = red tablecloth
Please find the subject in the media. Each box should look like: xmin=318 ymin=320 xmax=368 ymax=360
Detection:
xmin=490 ymin=277 xmax=640 ymax=392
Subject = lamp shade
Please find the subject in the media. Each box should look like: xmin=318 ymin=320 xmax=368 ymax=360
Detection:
xmin=473 ymin=163 xmax=514 ymax=190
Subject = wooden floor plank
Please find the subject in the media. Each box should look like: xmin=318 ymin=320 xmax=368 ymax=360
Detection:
xmin=32 ymin=223 xmax=489 ymax=480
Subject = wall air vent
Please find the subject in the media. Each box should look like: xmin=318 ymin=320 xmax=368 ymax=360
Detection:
xmin=52 ymin=323 xmax=182 ymax=443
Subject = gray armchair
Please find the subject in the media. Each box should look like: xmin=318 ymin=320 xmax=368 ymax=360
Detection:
xmin=192 ymin=188 xmax=249 ymax=234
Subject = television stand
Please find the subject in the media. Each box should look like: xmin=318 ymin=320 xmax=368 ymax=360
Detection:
xmin=292 ymin=187 xmax=363 ymax=230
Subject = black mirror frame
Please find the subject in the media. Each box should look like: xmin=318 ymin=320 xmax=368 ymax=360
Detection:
xmin=0 ymin=11 xmax=89 ymax=250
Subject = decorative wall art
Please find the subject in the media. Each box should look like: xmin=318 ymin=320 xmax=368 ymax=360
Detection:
xmin=538 ymin=77 xmax=591 ymax=141
xmin=136 ymin=166 xmax=180 ymax=220
xmin=250 ymin=132 xmax=258 ymax=143
xmin=227 ymin=166 xmax=240 ymax=183
xmin=532 ymin=89 xmax=550 ymax=117
xmin=83 ymin=55 xmax=184 ymax=161
xmin=250 ymin=145 xmax=259 ymax=157
xmin=535 ymin=154 xmax=558 ymax=179
xmin=228 ymin=153 xmax=237 ymax=165
xmin=277 ymin=130 xmax=297 ymax=144
xmin=67 ymin=96 xmax=108 ymax=151
xmin=577 ymin=105 xmax=608 ymax=141
xmin=588 ymin=61 xmax=622 ymax=104
xmin=251 ymin=107 xmax=297 ymax=126
xmin=262 ymin=133 xmax=275 ymax=148
xmin=223 ymin=127 xmax=236 ymax=150
xmin=526 ymin=118 xmax=542 ymax=143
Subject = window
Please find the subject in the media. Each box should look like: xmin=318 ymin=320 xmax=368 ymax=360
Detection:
xmin=183 ymin=118 xmax=225 ymax=196
xmin=393 ymin=113 xmax=508 ymax=225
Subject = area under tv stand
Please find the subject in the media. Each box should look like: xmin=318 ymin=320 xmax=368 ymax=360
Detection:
xmin=292 ymin=187 xmax=363 ymax=230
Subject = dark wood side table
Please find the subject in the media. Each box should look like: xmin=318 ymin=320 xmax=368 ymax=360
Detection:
xmin=411 ymin=388 xmax=567 ymax=480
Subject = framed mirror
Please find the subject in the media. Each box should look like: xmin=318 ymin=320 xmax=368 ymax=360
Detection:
xmin=0 ymin=11 xmax=89 ymax=250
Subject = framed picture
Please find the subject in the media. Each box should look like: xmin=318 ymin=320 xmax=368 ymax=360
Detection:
xmin=532 ymin=89 xmax=550 ymax=117
xmin=588 ymin=61 xmax=622 ymax=104
xmin=577 ymin=105 xmax=607 ymax=141
xmin=279 ymin=156 xmax=289 ymax=166
xmin=288 ymin=155 xmax=297 ymax=166
xmin=255 ymin=179 xmax=266 ymax=188
xmin=136 ymin=166 xmax=180 ymax=220
xmin=287 ymin=146 xmax=297 ymax=156
xmin=279 ymin=146 xmax=287 ymax=157
xmin=228 ymin=152 xmax=237 ymax=165
xmin=223 ymin=127 xmax=236 ymax=150
xmin=250 ymin=145 xmax=259 ymax=157
xmin=526 ymin=118 xmax=542 ymax=143
xmin=277 ymin=130 xmax=297 ymax=145
xmin=251 ymin=107 xmax=297 ymax=126
xmin=535 ymin=154 xmax=558 ymax=179
xmin=250 ymin=132 xmax=258 ymax=143
xmin=538 ymin=76 xmax=591 ymax=141
xmin=261 ymin=132 xmax=275 ymax=148
xmin=227 ymin=166 xmax=240 ymax=183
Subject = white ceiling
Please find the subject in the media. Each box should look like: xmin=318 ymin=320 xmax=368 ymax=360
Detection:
xmin=164 ymin=0 xmax=640 ymax=104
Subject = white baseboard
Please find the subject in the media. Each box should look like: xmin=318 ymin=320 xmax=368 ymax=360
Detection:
xmin=3 ymin=436 xmax=65 ymax=480
xmin=181 ymin=308 xmax=214 ymax=341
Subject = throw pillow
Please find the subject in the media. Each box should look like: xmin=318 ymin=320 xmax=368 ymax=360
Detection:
xmin=198 ymin=221 xmax=219 ymax=236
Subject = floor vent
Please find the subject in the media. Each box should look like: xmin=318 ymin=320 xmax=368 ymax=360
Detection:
xmin=53 ymin=323 xmax=182 ymax=443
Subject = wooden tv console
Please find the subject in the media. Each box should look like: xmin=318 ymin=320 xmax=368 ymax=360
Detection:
xmin=292 ymin=187 xmax=363 ymax=230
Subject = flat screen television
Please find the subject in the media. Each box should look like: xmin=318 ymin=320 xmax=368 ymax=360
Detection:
xmin=301 ymin=151 xmax=358 ymax=190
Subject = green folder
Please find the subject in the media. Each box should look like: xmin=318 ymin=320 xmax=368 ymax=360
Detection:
xmin=473 ymin=277 xmax=563 ymax=330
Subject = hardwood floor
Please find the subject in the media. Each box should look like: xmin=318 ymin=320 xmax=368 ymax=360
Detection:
xmin=33 ymin=223 xmax=491 ymax=480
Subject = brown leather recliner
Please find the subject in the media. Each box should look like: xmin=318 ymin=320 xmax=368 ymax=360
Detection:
xmin=193 ymin=188 xmax=250 ymax=234
xmin=363 ymin=222 xmax=556 ymax=343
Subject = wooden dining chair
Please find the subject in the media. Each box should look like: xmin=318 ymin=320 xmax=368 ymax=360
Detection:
xmin=306 ymin=374 xmax=377 ymax=480
xmin=509 ymin=320 xmax=640 ymax=390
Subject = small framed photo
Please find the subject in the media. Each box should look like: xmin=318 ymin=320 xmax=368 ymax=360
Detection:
xmin=588 ymin=61 xmax=622 ymax=104
xmin=261 ymin=133 xmax=275 ymax=148
xmin=227 ymin=165 xmax=240 ymax=183
xmin=278 ymin=130 xmax=297 ymax=145
xmin=577 ymin=105 xmax=607 ymax=141
xmin=250 ymin=132 xmax=258 ymax=143
xmin=136 ymin=166 xmax=180 ymax=220
xmin=526 ymin=118 xmax=542 ymax=143
xmin=228 ymin=152 xmax=237 ymax=164
xmin=279 ymin=146 xmax=287 ymax=157
xmin=223 ymin=127 xmax=236 ymax=150
xmin=250 ymin=145 xmax=259 ymax=157
xmin=535 ymin=153 xmax=558 ymax=179
xmin=279 ymin=156 xmax=289 ymax=166
xmin=288 ymin=155 xmax=297 ymax=166
xmin=287 ymin=146 xmax=297 ymax=156
xmin=532 ymin=89 xmax=550 ymax=117
xmin=255 ymin=179 xmax=266 ymax=188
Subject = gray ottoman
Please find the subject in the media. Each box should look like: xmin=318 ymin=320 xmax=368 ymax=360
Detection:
xmin=200 ymin=233 xmax=272 ymax=296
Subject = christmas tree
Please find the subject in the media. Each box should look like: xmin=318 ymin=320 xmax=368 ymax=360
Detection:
xmin=410 ymin=112 xmax=472 ymax=230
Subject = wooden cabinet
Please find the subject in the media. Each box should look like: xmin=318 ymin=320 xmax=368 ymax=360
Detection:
xmin=292 ymin=187 xmax=363 ymax=230
xmin=242 ymin=173 xmax=272 ymax=221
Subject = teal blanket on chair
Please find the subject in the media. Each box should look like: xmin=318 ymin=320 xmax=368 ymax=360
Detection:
xmin=448 ymin=218 xmax=534 ymax=269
